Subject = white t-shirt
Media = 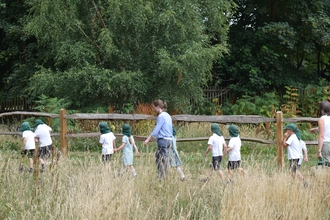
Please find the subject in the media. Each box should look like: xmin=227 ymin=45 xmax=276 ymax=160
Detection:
xmin=99 ymin=132 xmax=116 ymax=155
xmin=298 ymin=140 xmax=307 ymax=165
xmin=22 ymin=130 xmax=36 ymax=150
xmin=228 ymin=136 xmax=241 ymax=161
xmin=207 ymin=133 xmax=225 ymax=157
xmin=286 ymin=133 xmax=302 ymax=160
xmin=321 ymin=115 xmax=330 ymax=142
xmin=34 ymin=124 xmax=53 ymax=147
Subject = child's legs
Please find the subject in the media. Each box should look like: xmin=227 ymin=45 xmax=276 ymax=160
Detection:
xmin=217 ymin=170 xmax=225 ymax=180
xmin=289 ymin=159 xmax=300 ymax=179
xmin=20 ymin=150 xmax=28 ymax=165
xmin=228 ymin=169 xmax=234 ymax=179
xmin=38 ymin=147 xmax=46 ymax=164
xmin=129 ymin=165 xmax=137 ymax=176
xmin=176 ymin=166 xmax=185 ymax=177
xmin=237 ymin=167 xmax=246 ymax=175
xmin=212 ymin=156 xmax=225 ymax=179
xmin=27 ymin=150 xmax=35 ymax=168
xmin=228 ymin=160 xmax=243 ymax=179
xmin=128 ymin=165 xmax=134 ymax=171
xmin=295 ymin=170 xmax=304 ymax=181
xmin=227 ymin=161 xmax=235 ymax=179
xmin=29 ymin=158 xmax=34 ymax=168
xmin=119 ymin=165 xmax=127 ymax=175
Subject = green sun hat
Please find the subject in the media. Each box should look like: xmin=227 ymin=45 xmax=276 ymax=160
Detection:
xmin=283 ymin=123 xmax=298 ymax=132
xmin=295 ymin=129 xmax=302 ymax=140
xmin=34 ymin=119 xmax=44 ymax=128
xmin=228 ymin=124 xmax=239 ymax=137
xmin=122 ymin=124 xmax=131 ymax=137
xmin=211 ymin=123 xmax=222 ymax=136
xmin=99 ymin=122 xmax=110 ymax=134
xmin=20 ymin=122 xmax=31 ymax=131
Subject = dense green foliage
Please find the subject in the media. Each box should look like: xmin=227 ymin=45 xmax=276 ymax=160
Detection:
xmin=215 ymin=0 xmax=330 ymax=96
xmin=1 ymin=0 xmax=330 ymax=114
xmin=0 ymin=0 xmax=235 ymax=112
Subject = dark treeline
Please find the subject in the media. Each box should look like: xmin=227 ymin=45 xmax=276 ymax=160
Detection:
xmin=0 ymin=0 xmax=329 ymax=114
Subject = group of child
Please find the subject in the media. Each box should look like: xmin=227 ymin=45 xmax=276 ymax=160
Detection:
xmin=204 ymin=122 xmax=309 ymax=185
xmin=19 ymin=119 xmax=53 ymax=173
xmin=98 ymin=122 xmax=185 ymax=180
xmin=19 ymin=119 xmax=310 ymax=186
xmin=204 ymin=123 xmax=246 ymax=181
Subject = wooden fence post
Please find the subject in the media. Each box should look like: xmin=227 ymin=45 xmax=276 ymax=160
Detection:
xmin=276 ymin=111 xmax=284 ymax=170
xmin=60 ymin=109 xmax=67 ymax=157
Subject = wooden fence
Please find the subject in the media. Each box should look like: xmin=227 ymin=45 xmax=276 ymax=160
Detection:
xmin=0 ymin=110 xmax=318 ymax=169
xmin=0 ymin=98 xmax=32 ymax=112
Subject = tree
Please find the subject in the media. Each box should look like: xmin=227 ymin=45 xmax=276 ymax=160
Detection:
xmin=214 ymin=0 xmax=330 ymax=97
xmin=0 ymin=0 xmax=38 ymax=101
xmin=20 ymin=0 xmax=236 ymax=112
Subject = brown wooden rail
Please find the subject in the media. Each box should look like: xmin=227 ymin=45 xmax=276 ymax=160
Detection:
xmin=0 ymin=110 xmax=319 ymax=169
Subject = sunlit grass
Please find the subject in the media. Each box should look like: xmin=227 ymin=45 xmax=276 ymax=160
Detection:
xmin=0 ymin=123 xmax=327 ymax=219
xmin=1 ymin=149 xmax=330 ymax=219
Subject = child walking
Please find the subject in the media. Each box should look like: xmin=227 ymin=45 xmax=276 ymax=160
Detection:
xmin=204 ymin=123 xmax=227 ymax=180
xmin=19 ymin=122 xmax=36 ymax=173
xmin=169 ymin=125 xmax=185 ymax=181
xmin=295 ymin=129 xmax=308 ymax=167
xmin=283 ymin=123 xmax=308 ymax=187
xmin=115 ymin=124 xmax=139 ymax=177
xmin=226 ymin=124 xmax=245 ymax=180
xmin=34 ymin=119 xmax=53 ymax=172
xmin=99 ymin=122 xmax=116 ymax=165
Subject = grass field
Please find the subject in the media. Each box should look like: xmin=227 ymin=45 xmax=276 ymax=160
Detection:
xmin=1 ymin=123 xmax=330 ymax=219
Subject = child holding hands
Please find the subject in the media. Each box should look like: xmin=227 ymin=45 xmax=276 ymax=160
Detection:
xmin=99 ymin=122 xmax=116 ymax=164
xmin=19 ymin=122 xmax=36 ymax=173
xmin=204 ymin=123 xmax=227 ymax=180
xmin=115 ymin=124 xmax=139 ymax=177
xmin=226 ymin=124 xmax=245 ymax=180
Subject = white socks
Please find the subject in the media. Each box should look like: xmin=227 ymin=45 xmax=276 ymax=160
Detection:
xmin=176 ymin=166 xmax=185 ymax=180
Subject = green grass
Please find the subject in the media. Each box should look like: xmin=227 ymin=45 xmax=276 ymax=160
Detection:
xmin=0 ymin=123 xmax=328 ymax=219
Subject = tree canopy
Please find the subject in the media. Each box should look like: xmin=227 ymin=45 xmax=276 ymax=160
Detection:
xmin=0 ymin=0 xmax=330 ymax=113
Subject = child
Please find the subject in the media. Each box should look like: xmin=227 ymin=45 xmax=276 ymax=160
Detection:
xmin=115 ymin=124 xmax=139 ymax=177
xmin=99 ymin=122 xmax=116 ymax=164
xmin=283 ymin=123 xmax=308 ymax=187
xmin=204 ymin=123 xmax=227 ymax=180
xmin=34 ymin=119 xmax=53 ymax=172
xmin=295 ymin=129 xmax=308 ymax=167
xmin=19 ymin=122 xmax=36 ymax=173
xmin=226 ymin=124 xmax=245 ymax=180
xmin=169 ymin=125 xmax=185 ymax=181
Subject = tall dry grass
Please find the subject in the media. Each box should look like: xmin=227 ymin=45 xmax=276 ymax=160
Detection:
xmin=1 ymin=148 xmax=330 ymax=220
xmin=1 ymin=123 xmax=329 ymax=219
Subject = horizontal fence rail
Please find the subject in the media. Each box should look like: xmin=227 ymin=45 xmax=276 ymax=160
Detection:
xmin=0 ymin=110 xmax=319 ymax=169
